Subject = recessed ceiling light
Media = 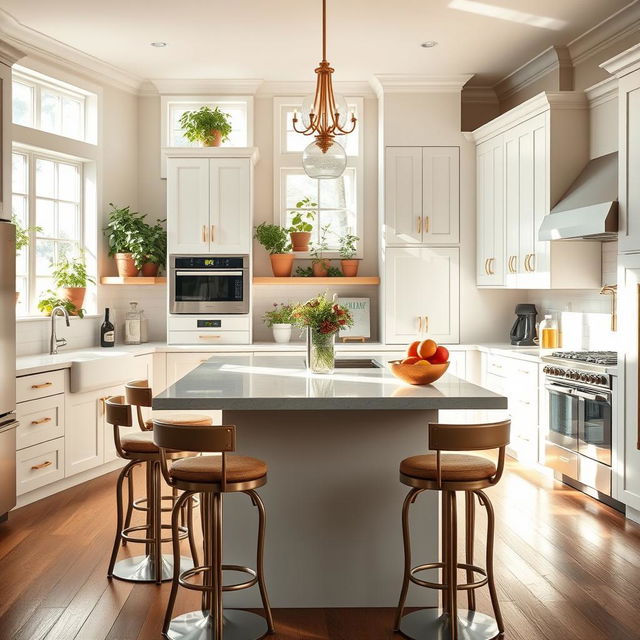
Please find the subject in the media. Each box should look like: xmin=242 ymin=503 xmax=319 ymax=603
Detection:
xmin=150 ymin=41 xmax=167 ymax=47
xmin=420 ymin=41 xmax=438 ymax=48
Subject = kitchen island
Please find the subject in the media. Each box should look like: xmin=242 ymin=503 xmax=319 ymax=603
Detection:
xmin=153 ymin=355 xmax=507 ymax=607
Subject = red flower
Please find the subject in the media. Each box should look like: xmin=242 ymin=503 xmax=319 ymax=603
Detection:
xmin=339 ymin=318 xmax=346 ymax=325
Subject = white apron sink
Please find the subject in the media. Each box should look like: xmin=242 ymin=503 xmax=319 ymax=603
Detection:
xmin=69 ymin=350 xmax=137 ymax=393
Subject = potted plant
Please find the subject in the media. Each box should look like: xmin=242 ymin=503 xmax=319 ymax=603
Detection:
xmin=103 ymin=203 xmax=146 ymax=277
xmin=263 ymin=303 xmax=295 ymax=344
xmin=134 ymin=219 xmax=167 ymax=276
xmin=289 ymin=197 xmax=316 ymax=252
xmin=339 ymin=232 xmax=360 ymax=277
xmin=179 ymin=106 xmax=233 ymax=147
xmin=52 ymin=251 xmax=95 ymax=312
xmin=12 ymin=215 xmax=42 ymax=304
xmin=254 ymin=223 xmax=294 ymax=277
xmin=291 ymin=294 xmax=353 ymax=373
xmin=310 ymin=224 xmax=332 ymax=277
xmin=37 ymin=290 xmax=86 ymax=318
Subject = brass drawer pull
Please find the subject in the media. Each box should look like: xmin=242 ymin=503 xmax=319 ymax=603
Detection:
xmin=198 ymin=335 xmax=221 ymax=340
xmin=559 ymin=456 xmax=571 ymax=463
xmin=31 ymin=417 xmax=52 ymax=426
xmin=417 ymin=217 xmax=422 ymax=234
xmin=424 ymin=316 xmax=429 ymax=333
xmin=31 ymin=460 xmax=53 ymax=471
xmin=418 ymin=316 xmax=423 ymax=333
xmin=31 ymin=382 xmax=53 ymax=389
xmin=201 ymin=225 xmax=207 ymax=243
xmin=488 ymin=258 xmax=495 ymax=275
xmin=211 ymin=224 xmax=216 ymax=243
xmin=484 ymin=258 xmax=490 ymax=275
xmin=424 ymin=216 xmax=430 ymax=234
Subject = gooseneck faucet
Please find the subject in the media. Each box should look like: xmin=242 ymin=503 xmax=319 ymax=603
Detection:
xmin=50 ymin=306 xmax=70 ymax=354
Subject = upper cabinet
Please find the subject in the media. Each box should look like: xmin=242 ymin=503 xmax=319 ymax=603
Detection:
xmin=472 ymin=93 xmax=601 ymax=289
xmin=166 ymin=149 xmax=258 ymax=255
xmin=385 ymin=146 xmax=459 ymax=246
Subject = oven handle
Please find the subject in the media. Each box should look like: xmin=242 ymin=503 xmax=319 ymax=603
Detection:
xmin=545 ymin=383 xmax=574 ymax=396
xmin=573 ymin=389 xmax=610 ymax=403
xmin=175 ymin=270 xmax=244 ymax=277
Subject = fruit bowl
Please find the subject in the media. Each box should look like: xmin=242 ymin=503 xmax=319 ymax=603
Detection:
xmin=388 ymin=360 xmax=450 ymax=385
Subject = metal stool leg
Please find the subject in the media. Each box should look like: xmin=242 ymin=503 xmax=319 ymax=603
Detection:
xmin=477 ymin=490 xmax=504 ymax=635
xmin=465 ymin=491 xmax=476 ymax=611
xmin=187 ymin=494 xmax=199 ymax=567
xmin=441 ymin=489 xmax=450 ymax=614
xmin=152 ymin=460 xmax=163 ymax=584
xmin=446 ymin=491 xmax=459 ymax=640
xmin=122 ymin=463 xmax=136 ymax=547
xmin=213 ymin=492 xmax=224 ymax=639
xmin=108 ymin=460 xmax=137 ymax=577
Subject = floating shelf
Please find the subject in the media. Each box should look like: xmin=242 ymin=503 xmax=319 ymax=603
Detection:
xmin=100 ymin=277 xmax=167 ymax=285
xmin=253 ymin=277 xmax=380 ymax=286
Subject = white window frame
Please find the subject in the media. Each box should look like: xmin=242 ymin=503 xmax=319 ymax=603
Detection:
xmin=273 ymin=96 xmax=364 ymax=259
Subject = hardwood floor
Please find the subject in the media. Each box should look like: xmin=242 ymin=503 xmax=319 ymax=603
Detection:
xmin=1 ymin=460 xmax=639 ymax=640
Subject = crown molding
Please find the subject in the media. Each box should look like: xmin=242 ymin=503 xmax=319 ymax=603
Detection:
xmin=569 ymin=1 xmax=640 ymax=66
xmin=0 ymin=9 xmax=143 ymax=94
xmin=585 ymin=77 xmax=618 ymax=107
xmin=371 ymin=74 xmax=473 ymax=98
xmin=494 ymin=46 xmax=572 ymax=102
xmin=256 ymin=80 xmax=374 ymax=97
xmin=471 ymin=91 xmax=587 ymax=144
xmin=163 ymin=146 xmax=260 ymax=164
xmin=0 ymin=38 xmax=25 ymax=66
xmin=601 ymin=42 xmax=640 ymax=77
xmin=150 ymin=78 xmax=264 ymax=95
xmin=461 ymin=86 xmax=499 ymax=105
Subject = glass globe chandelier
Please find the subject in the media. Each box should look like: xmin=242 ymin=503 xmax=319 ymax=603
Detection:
xmin=292 ymin=0 xmax=357 ymax=179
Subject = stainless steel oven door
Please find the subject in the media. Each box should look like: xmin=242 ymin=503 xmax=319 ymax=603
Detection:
xmin=170 ymin=268 xmax=249 ymax=314
xmin=577 ymin=388 xmax=612 ymax=466
xmin=546 ymin=382 xmax=579 ymax=451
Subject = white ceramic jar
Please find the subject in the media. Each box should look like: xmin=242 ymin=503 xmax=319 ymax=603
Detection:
xmin=272 ymin=323 xmax=292 ymax=344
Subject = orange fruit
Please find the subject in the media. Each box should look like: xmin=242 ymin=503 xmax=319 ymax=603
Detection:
xmin=406 ymin=340 xmax=421 ymax=358
xmin=402 ymin=356 xmax=421 ymax=365
xmin=428 ymin=346 xmax=449 ymax=364
xmin=415 ymin=359 xmax=432 ymax=366
xmin=417 ymin=339 xmax=437 ymax=359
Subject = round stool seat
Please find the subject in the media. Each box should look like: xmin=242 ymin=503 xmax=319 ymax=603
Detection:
xmin=121 ymin=431 xmax=158 ymax=453
xmin=145 ymin=414 xmax=213 ymax=430
xmin=170 ymin=455 xmax=267 ymax=484
xmin=400 ymin=453 xmax=497 ymax=483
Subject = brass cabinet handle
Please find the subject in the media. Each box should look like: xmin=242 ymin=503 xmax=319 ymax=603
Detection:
xmin=488 ymin=258 xmax=495 ymax=275
xmin=528 ymin=253 xmax=535 ymax=272
xmin=508 ymin=256 xmax=517 ymax=274
xmin=201 ymin=225 xmax=207 ymax=243
xmin=418 ymin=316 xmax=423 ymax=333
xmin=198 ymin=335 xmax=221 ymax=340
xmin=31 ymin=382 xmax=53 ymax=389
xmin=559 ymin=456 xmax=572 ymax=463
xmin=31 ymin=460 xmax=53 ymax=471
xmin=424 ymin=216 xmax=430 ymax=234
xmin=524 ymin=254 xmax=530 ymax=272
xmin=31 ymin=417 xmax=52 ymax=426
xmin=424 ymin=316 xmax=429 ymax=333
xmin=211 ymin=224 xmax=216 ymax=243
xmin=484 ymin=259 xmax=489 ymax=275
xmin=417 ymin=217 xmax=422 ymax=234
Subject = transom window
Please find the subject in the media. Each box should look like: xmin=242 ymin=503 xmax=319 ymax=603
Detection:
xmin=12 ymin=149 xmax=83 ymax=315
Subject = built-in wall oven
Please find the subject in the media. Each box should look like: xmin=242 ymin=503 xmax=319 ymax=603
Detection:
xmin=169 ymin=255 xmax=249 ymax=315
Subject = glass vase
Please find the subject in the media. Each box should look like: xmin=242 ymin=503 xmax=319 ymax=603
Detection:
xmin=306 ymin=328 xmax=336 ymax=374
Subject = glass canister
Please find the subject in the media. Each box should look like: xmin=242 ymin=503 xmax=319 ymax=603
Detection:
xmin=539 ymin=314 xmax=559 ymax=349
xmin=306 ymin=327 xmax=336 ymax=374
xmin=124 ymin=302 xmax=142 ymax=345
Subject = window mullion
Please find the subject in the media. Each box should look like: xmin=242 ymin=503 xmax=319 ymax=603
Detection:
xmin=27 ymin=151 xmax=37 ymax=314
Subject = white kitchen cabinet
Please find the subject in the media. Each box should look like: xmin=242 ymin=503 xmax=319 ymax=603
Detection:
xmin=473 ymin=92 xmax=601 ymax=289
xmin=385 ymin=147 xmax=459 ymax=246
xmin=385 ymin=247 xmax=459 ymax=344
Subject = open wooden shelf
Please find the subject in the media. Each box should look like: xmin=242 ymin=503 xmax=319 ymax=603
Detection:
xmin=253 ymin=276 xmax=380 ymax=286
xmin=100 ymin=277 xmax=167 ymax=285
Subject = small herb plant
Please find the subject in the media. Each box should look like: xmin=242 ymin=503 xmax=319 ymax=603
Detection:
xmin=133 ymin=219 xmax=167 ymax=270
xmin=289 ymin=197 xmax=317 ymax=233
xmin=179 ymin=106 xmax=233 ymax=145
xmin=12 ymin=215 xmax=42 ymax=253
xmin=103 ymin=203 xmax=146 ymax=256
xmin=254 ymin=223 xmax=291 ymax=254
xmin=296 ymin=265 xmax=343 ymax=277
xmin=263 ymin=303 xmax=294 ymax=327
xmin=310 ymin=224 xmax=333 ymax=263
xmin=338 ymin=233 xmax=359 ymax=259
xmin=52 ymin=252 xmax=95 ymax=288
xmin=38 ymin=290 xmax=85 ymax=318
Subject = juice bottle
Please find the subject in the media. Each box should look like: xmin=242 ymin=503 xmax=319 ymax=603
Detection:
xmin=539 ymin=314 xmax=559 ymax=349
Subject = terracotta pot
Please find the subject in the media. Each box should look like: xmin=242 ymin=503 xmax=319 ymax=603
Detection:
xmin=203 ymin=129 xmax=223 ymax=147
xmin=341 ymin=259 xmax=360 ymax=277
xmin=140 ymin=262 xmax=160 ymax=277
xmin=269 ymin=253 xmax=294 ymax=277
xmin=290 ymin=231 xmax=312 ymax=252
xmin=114 ymin=253 xmax=138 ymax=277
xmin=62 ymin=287 xmax=86 ymax=314
xmin=312 ymin=260 xmax=330 ymax=277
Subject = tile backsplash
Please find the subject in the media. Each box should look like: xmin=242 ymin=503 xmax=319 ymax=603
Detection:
xmin=16 ymin=317 xmax=99 ymax=357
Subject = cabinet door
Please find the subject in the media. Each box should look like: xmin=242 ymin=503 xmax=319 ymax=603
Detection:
xmin=385 ymin=247 xmax=459 ymax=344
xmin=209 ymin=158 xmax=251 ymax=254
xmin=167 ymin=158 xmax=210 ymax=254
xmin=422 ymin=147 xmax=459 ymax=244
xmin=384 ymin=148 xmax=423 ymax=245
xmin=504 ymin=128 xmax=520 ymax=288
xmin=166 ymin=353 xmax=214 ymax=387
xmin=619 ymin=69 xmax=640 ymax=253
xmin=476 ymin=137 xmax=505 ymax=286
xmin=64 ymin=390 xmax=104 ymax=477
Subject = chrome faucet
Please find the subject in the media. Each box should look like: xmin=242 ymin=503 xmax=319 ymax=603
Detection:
xmin=50 ymin=306 xmax=70 ymax=354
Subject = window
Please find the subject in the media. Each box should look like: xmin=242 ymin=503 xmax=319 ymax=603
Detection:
xmin=12 ymin=149 xmax=83 ymax=315
xmin=12 ymin=66 xmax=95 ymax=143
xmin=274 ymin=97 xmax=363 ymax=253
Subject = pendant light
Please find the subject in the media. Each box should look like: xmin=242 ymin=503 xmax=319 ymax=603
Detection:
xmin=292 ymin=0 xmax=356 ymax=179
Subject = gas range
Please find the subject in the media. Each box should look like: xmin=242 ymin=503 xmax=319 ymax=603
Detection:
xmin=541 ymin=351 xmax=617 ymax=390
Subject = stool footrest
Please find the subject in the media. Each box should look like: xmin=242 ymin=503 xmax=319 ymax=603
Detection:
xmin=409 ymin=562 xmax=488 ymax=591
xmin=121 ymin=522 xmax=188 ymax=545
xmin=178 ymin=564 xmax=258 ymax=593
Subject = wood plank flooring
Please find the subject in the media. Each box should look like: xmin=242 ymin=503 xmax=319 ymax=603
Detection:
xmin=1 ymin=460 xmax=639 ymax=640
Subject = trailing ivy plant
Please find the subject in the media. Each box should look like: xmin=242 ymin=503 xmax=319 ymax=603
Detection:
xmin=179 ymin=106 xmax=233 ymax=144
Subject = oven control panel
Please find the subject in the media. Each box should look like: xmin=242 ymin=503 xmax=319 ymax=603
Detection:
xmin=542 ymin=365 xmax=610 ymax=388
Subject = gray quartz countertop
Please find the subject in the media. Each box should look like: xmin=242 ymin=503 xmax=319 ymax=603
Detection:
xmin=153 ymin=355 xmax=507 ymax=411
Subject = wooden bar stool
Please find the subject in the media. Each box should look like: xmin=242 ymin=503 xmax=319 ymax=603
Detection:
xmin=395 ymin=420 xmax=510 ymax=640
xmin=153 ymin=418 xmax=275 ymax=640
xmin=105 ymin=396 xmax=198 ymax=583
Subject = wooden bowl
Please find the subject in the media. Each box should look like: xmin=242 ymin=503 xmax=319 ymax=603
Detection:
xmin=388 ymin=360 xmax=450 ymax=385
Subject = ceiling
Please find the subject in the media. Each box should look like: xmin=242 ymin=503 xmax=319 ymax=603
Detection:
xmin=0 ymin=0 xmax=632 ymax=87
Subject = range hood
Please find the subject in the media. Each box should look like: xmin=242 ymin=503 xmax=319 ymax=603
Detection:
xmin=538 ymin=152 xmax=618 ymax=241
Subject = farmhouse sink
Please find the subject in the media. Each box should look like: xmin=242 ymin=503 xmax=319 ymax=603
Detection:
xmin=69 ymin=350 xmax=137 ymax=393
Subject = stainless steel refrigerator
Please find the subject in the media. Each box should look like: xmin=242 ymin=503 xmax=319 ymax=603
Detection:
xmin=0 ymin=219 xmax=17 ymax=522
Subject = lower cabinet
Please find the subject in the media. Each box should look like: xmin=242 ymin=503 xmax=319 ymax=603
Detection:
xmin=16 ymin=438 xmax=65 ymax=495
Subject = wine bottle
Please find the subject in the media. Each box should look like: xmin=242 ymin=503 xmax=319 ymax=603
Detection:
xmin=101 ymin=308 xmax=115 ymax=347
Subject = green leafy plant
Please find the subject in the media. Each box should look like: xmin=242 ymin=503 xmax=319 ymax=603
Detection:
xmin=254 ymin=222 xmax=291 ymax=255
xmin=263 ymin=303 xmax=294 ymax=327
xmin=289 ymin=197 xmax=317 ymax=233
xmin=132 ymin=219 xmax=167 ymax=270
xmin=338 ymin=232 xmax=359 ymax=260
xmin=179 ymin=106 xmax=233 ymax=144
xmin=310 ymin=224 xmax=333 ymax=264
xmin=291 ymin=293 xmax=354 ymax=335
xmin=295 ymin=265 xmax=343 ymax=277
xmin=52 ymin=251 xmax=95 ymax=288
xmin=12 ymin=215 xmax=42 ymax=253
xmin=37 ymin=290 xmax=85 ymax=318
xmin=103 ymin=203 xmax=147 ymax=256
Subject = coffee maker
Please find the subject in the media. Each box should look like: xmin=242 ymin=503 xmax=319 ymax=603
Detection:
xmin=510 ymin=304 xmax=538 ymax=346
